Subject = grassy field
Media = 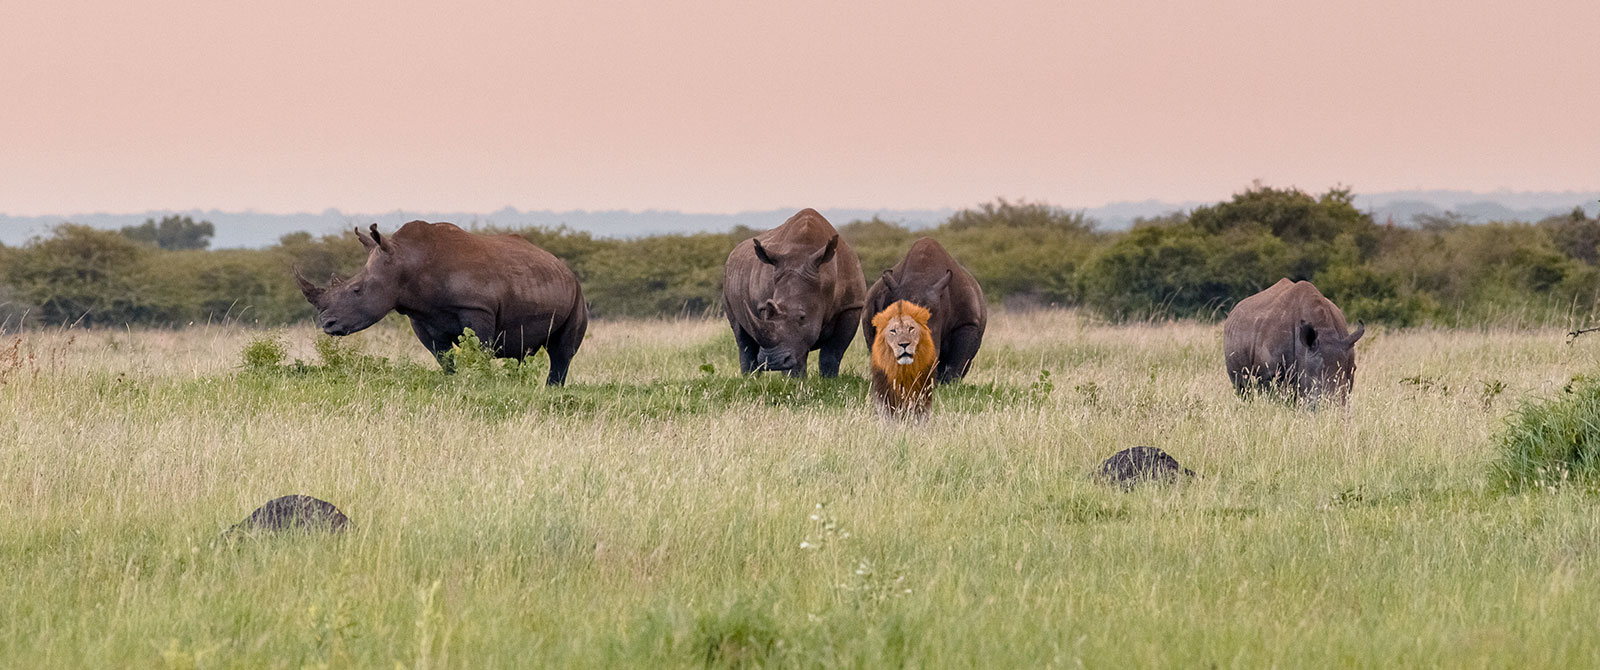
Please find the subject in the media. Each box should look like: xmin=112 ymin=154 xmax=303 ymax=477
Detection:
xmin=3 ymin=311 xmax=1600 ymax=668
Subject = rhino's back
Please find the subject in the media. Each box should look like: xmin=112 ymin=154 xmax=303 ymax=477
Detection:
xmin=393 ymin=221 xmax=583 ymax=332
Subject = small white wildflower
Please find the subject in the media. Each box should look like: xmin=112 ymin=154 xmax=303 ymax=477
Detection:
xmin=800 ymin=541 xmax=813 ymax=549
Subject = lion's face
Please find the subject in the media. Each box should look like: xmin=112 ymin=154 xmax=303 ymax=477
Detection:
xmin=882 ymin=314 xmax=923 ymax=366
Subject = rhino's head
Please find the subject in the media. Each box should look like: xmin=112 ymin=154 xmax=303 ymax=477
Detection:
xmin=879 ymin=268 xmax=951 ymax=332
xmin=1294 ymin=320 xmax=1365 ymax=405
xmin=295 ymin=224 xmax=404 ymax=336
xmin=748 ymin=234 xmax=839 ymax=376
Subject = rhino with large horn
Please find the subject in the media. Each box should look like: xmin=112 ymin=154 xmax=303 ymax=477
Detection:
xmin=293 ymin=221 xmax=588 ymax=385
xmin=720 ymin=209 xmax=867 ymax=377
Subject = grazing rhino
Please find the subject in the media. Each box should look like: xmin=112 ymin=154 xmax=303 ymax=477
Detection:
xmin=721 ymin=209 xmax=867 ymax=377
xmin=1222 ymin=278 xmax=1365 ymax=404
xmin=862 ymin=237 xmax=987 ymax=383
xmin=295 ymin=221 xmax=587 ymax=386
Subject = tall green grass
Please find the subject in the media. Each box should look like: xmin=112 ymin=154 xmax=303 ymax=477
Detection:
xmin=3 ymin=313 xmax=1600 ymax=667
xmin=1492 ymin=374 xmax=1600 ymax=490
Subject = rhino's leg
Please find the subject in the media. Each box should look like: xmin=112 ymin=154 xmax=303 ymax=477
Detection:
xmin=409 ymin=318 xmax=457 ymax=373
xmin=936 ymin=323 xmax=984 ymax=384
xmin=543 ymin=308 xmax=587 ymax=387
xmin=817 ymin=307 xmax=862 ymax=378
xmin=458 ymin=310 xmax=499 ymax=348
xmin=733 ymin=325 xmax=759 ymax=375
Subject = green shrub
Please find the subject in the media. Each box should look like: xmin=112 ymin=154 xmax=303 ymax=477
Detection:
xmin=1491 ymin=376 xmax=1600 ymax=491
xmin=239 ymin=334 xmax=288 ymax=371
xmin=442 ymin=328 xmax=498 ymax=376
xmin=313 ymin=334 xmax=364 ymax=370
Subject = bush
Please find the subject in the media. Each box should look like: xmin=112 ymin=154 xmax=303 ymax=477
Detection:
xmin=314 ymin=334 xmax=365 ymax=370
xmin=1077 ymin=224 xmax=1288 ymax=320
xmin=240 ymin=334 xmax=288 ymax=371
xmin=1491 ymin=376 xmax=1600 ymax=491
xmin=943 ymin=197 xmax=1094 ymax=233
xmin=4 ymin=224 xmax=150 ymax=327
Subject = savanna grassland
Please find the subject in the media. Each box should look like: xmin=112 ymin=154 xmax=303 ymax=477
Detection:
xmin=3 ymin=312 xmax=1600 ymax=668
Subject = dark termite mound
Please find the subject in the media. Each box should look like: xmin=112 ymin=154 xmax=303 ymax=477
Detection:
xmin=223 ymin=495 xmax=350 ymax=538
xmin=1096 ymin=447 xmax=1194 ymax=489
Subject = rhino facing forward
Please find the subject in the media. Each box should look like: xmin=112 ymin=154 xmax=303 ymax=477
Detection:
xmin=1222 ymin=279 xmax=1364 ymax=405
xmin=862 ymin=237 xmax=987 ymax=383
xmin=721 ymin=209 xmax=867 ymax=377
xmin=295 ymin=221 xmax=587 ymax=385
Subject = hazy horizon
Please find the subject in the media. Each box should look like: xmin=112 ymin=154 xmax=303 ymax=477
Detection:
xmin=3 ymin=188 xmax=1596 ymax=249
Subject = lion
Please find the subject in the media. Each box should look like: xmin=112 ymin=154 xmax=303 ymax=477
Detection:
xmin=869 ymin=300 xmax=937 ymax=419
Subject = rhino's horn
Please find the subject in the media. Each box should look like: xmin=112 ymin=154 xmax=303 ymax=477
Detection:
xmin=292 ymin=268 xmax=323 ymax=302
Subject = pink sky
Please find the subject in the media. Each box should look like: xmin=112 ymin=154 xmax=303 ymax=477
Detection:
xmin=2 ymin=0 xmax=1597 ymax=215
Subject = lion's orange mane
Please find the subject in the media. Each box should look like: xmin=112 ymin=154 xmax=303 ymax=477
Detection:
xmin=870 ymin=300 xmax=937 ymax=418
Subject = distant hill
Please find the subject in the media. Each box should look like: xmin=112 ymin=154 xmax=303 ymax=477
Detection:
xmin=2 ymin=190 xmax=1595 ymax=248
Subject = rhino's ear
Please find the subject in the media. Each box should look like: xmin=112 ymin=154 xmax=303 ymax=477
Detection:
xmin=930 ymin=269 xmax=952 ymax=295
xmin=1298 ymin=320 xmax=1318 ymax=349
xmin=354 ymin=225 xmax=377 ymax=251
xmin=812 ymin=235 xmax=838 ymax=267
xmin=369 ymin=224 xmax=392 ymax=253
xmin=880 ymin=269 xmax=898 ymax=291
xmin=752 ymin=239 xmax=776 ymax=265
xmin=1345 ymin=322 xmax=1366 ymax=346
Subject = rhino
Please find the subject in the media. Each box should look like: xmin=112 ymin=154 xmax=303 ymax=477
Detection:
xmin=1222 ymin=278 xmax=1365 ymax=404
xmin=862 ymin=237 xmax=987 ymax=383
xmin=295 ymin=221 xmax=588 ymax=385
xmin=721 ymin=209 xmax=867 ymax=377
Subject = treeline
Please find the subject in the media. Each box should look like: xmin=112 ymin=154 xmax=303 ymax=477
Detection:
xmin=3 ymin=186 xmax=1599 ymax=329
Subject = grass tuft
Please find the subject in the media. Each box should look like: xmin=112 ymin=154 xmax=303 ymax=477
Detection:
xmin=1491 ymin=374 xmax=1600 ymax=491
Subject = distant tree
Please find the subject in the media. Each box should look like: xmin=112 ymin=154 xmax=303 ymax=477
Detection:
xmin=121 ymin=215 xmax=215 ymax=250
xmin=942 ymin=198 xmax=1096 ymax=234
xmin=1189 ymin=184 xmax=1372 ymax=244
xmin=1078 ymin=223 xmax=1290 ymax=320
xmin=840 ymin=217 xmax=918 ymax=277
xmin=6 ymin=224 xmax=149 ymax=326
xmin=1539 ymin=206 xmax=1600 ymax=265
xmin=1130 ymin=212 xmax=1189 ymax=229
xmin=1413 ymin=211 xmax=1472 ymax=232
xmin=1187 ymin=184 xmax=1381 ymax=280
